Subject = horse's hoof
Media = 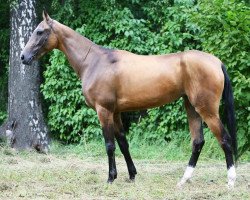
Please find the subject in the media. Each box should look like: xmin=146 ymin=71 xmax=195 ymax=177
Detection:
xmin=125 ymin=178 xmax=135 ymax=183
xmin=129 ymin=174 xmax=136 ymax=180
xmin=107 ymin=174 xmax=117 ymax=184
xmin=176 ymin=182 xmax=183 ymax=189
xmin=227 ymin=181 xmax=235 ymax=189
xmin=130 ymin=177 xmax=135 ymax=182
xmin=129 ymin=169 xmax=137 ymax=180
xmin=107 ymin=179 xmax=114 ymax=184
xmin=130 ymin=178 xmax=135 ymax=181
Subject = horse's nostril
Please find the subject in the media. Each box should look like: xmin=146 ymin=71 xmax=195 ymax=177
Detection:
xmin=21 ymin=54 xmax=24 ymax=60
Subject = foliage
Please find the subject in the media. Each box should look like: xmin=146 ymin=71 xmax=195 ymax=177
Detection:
xmin=0 ymin=0 xmax=9 ymax=125
xmin=0 ymin=111 xmax=7 ymax=125
xmin=193 ymin=0 xmax=250 ymax=156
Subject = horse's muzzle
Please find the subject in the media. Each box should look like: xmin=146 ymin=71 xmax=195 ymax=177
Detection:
xmin=20 ymin=53 xmax=33 ymax=65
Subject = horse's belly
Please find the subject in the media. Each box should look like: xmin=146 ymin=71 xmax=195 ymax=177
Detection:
xmin=117 ymin=83 xmax=182 ymax=111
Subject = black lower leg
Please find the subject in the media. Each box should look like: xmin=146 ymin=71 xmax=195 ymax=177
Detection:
xmin=106 ymin=142 xmax=117 ymax=183
xmin=188 ymin=124 xmax=205 ymax=167
xmin=116 ymin=134 xmax=137 ymax=180
xmin=221 ymin=128 xmax=234 ymax=169
xmin=103 ymin=124 xmax=117 ymax=183
xmin=188 ymin=139 xmax=205 ymax=167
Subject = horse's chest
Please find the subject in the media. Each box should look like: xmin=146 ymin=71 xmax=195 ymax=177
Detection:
xmin=82 ymin=85 xmax=96 ymax=109
xmin=83 ymin=81 xmax=117 ymax=111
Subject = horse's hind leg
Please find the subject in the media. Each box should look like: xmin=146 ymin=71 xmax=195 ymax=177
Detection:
xmin=192 ymin=94 xmax=236 ymax=188
xmin=177 ymin=97 xmax=205 ymax=187
xmin=201 ymin=114 xmax=236 ymax=188
xmin=114 ymin=113 xmax=137 ymax=180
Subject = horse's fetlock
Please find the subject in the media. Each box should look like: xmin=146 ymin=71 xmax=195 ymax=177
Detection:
xmin=110 ymin=168 xmax=117 ymax=177
xmin=129 ymin=166 xmax=137 ymax=174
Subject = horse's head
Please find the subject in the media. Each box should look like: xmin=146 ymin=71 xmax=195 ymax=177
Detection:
xmin=21 ymin=11 xmax=58 ymax=65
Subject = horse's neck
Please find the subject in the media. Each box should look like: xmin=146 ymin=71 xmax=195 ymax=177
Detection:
xmin=54 ymin=21 xmax=94 ymax=76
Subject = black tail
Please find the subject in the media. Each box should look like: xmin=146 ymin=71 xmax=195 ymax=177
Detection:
xmin=221 ymin=64 xmax=238 ymax=162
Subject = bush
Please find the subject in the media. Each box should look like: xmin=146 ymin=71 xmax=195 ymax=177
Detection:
xmin=193 ymin=0 xmax=250 ymax=157
xmin=0 ymin=0 xmax=9 ymax=126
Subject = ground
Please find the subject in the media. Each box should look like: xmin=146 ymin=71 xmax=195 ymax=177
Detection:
xmin=0 ymin=143 xmax=249 ymax=200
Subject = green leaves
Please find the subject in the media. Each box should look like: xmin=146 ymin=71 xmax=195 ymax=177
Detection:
xmin=0 ymin=1 xmax=9 ymax=125
xmin=194 ymin=0 xmax=250 ymax=156
xmin=0 ymin=111 xmax=7 ymax=125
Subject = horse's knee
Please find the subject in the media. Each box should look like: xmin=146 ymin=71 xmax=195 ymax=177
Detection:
xmin=106 ymin=142 xmax=116 ymax=155
xmin=192 ymin=138 xmax=205 ymax=153
xmin=102 ymin=124 xmax=116 ymax=156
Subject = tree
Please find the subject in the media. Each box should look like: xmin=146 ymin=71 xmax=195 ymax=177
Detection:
xmin=0 ymin=0 xmax=49 ymax=152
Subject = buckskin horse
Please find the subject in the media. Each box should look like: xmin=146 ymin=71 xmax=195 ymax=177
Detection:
xmin=21 ymin=11 xmax=237 ymax=188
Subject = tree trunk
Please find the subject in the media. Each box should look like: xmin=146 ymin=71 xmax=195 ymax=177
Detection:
xmin=0 ymin=0 xmax=49 ymax=152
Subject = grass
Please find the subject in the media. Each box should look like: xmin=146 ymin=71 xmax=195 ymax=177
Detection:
xmin=0 ymin=141 xmax=249 ymax=200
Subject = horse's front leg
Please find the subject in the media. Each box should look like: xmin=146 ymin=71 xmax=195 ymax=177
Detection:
xmin=96 ymin=106 xmax=117 ymax=183
xmin=114 ymin=113 xmax=137 ymax=180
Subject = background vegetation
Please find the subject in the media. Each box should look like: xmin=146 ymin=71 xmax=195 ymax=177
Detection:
xmin=0 ymin=0 xmax=9 ymax=125
xmin=0 ymin=0 xmax=249 ymax=159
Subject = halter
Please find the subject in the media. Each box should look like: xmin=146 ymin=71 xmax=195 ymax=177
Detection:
xmin=83 ymin=44 xmax=93 ymax=62
xmin=48 ymin=19 xmax=54 ymax=33
xmin=75 ymin=44 xmax=93 ymax=76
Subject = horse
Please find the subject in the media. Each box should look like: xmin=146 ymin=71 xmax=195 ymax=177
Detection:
xmin=21 ymin=11 xmax=237 ymax=188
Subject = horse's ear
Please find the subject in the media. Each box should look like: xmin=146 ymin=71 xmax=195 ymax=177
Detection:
xmin=42 ymin=10 xmax=51 ymax=22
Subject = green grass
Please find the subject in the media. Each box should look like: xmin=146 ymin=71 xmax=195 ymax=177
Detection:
xmin=50 ymin=131 xmax=250 ymax=162
xmin=0 ymin=140 xmax=249 ymax=200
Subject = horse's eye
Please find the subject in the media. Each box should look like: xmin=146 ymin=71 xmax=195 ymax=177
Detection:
xmin=37 ymin=30 xmax=43 ymax=36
